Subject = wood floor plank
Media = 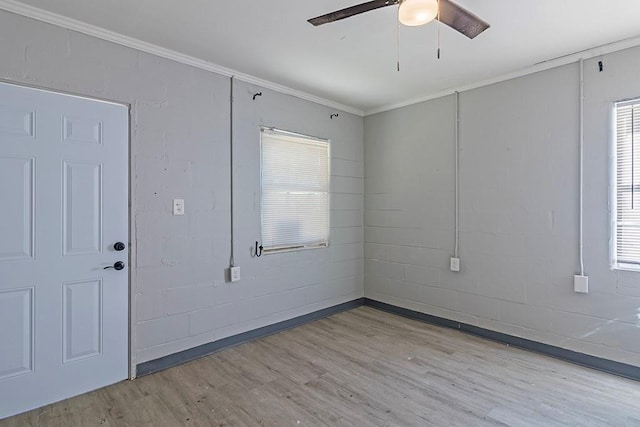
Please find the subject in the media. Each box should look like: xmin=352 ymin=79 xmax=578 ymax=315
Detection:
xmin=3 ymin=306 xmax=639 ymax=426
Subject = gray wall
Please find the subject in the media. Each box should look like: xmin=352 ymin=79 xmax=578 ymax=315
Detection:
xmin=365 ymin=47 xmax=640 ymax=367
xmin=0 ymin=10 xmax=364 ymax=366
xmin=2 ymin=7 xmax=638 ymax=371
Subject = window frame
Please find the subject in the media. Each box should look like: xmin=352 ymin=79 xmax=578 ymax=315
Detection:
xmin=259 ymin=126 xmax=331 ymax=255
xmin=611 ymin=98 xmax=640 ymax=272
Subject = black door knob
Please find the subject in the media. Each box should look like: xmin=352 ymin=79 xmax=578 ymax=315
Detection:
xmin=114 ymin=242 xmax=126 ymax=251
xmin=104 ymin=261 xmax=125 ymax=271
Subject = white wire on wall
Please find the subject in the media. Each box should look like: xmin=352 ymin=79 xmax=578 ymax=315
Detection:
xmin=579 ymin=59 xmax=585 ymax=276
xmin=454 ymin=91 xmax=460 ymax=258
xmin=229 ymin=76 xmax=235 ymax=268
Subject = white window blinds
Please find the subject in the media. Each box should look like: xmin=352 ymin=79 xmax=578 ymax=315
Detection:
xmin=614 ymin=100 xmax=640 ymax=268
xmin=261 ymin=128 xmax=330 ymax=252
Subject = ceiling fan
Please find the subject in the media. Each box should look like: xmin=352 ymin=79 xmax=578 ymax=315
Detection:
xmin=308 ymin=0 xmax=490 ymax=39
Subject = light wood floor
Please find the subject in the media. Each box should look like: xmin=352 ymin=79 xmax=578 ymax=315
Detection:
xmin=3 ymin=306 xmax=640 ymax=426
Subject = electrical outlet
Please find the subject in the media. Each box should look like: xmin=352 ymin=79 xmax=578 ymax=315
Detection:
xmin=173 ymin=199 xmax=185 ymax=215
xmin=574 ymin=275 xmax=588 ymax=293
xmin=230 ymin=266 xmax=241 ymax=282
xmin=450 ymin=257 xmax=460 ymax=272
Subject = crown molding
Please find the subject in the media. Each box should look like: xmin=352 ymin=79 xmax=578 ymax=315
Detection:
xmin=4 ymin=0 xmax=640 ymax=118
xmin=365 ymin=34 xmax=640 ymax=116
xmin=0 ymin=0 xmax=365 ymax=117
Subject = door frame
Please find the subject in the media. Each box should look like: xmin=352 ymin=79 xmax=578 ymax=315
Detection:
xmin=0 ymin=78 xmax=136 ymax=380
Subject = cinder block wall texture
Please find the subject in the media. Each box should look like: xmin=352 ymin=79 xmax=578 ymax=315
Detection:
xmin=2 ymin=8 xmax=639 ymax=371
xmin=365 ymin=48 xmax=640 ymax=367
xmin=0 ymin=10 xmax=364 ymax=368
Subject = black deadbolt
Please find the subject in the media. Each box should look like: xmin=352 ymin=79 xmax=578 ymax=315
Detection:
xmin=104 ymin=261 xmax=125 ymax=271
xmin=114 ymin=242 xmax=126 ymax=251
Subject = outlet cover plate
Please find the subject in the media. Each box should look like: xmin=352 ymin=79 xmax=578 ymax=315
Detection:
xmin=450 ymin=257 xmax=460 ymax=272
xmin=574 ymin=275 xmax=588 ymax=293
xmin=230 ymin=266 xmax=241 ymax=282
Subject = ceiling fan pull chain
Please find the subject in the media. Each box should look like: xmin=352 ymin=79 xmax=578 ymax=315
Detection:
xmin=437 ymin=0 xmax=441 ymax=59
xmin=397 ymin=5 xmax=401 ymax=71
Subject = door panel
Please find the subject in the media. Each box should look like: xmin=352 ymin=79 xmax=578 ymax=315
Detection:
xmin=0 ymin=105 xmax=35 ymax=138
xmin=0 ymin=82 xmax=129 ymax=419
xmin=62 ymin=279 xmax=102 ymax=363
xmin=62 ymin=161 xmax=103 ymax=256
xmin=0 ymin=288 xmax=34 ymax=380
xmin=0 ymin=157 xmax=34 ymax=261
xmin=63 ymin=115 xmax=103 ymax=145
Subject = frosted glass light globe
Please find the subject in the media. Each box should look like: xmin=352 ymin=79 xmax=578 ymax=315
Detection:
xmin=399 ymin=0 xmax=438 ymax=26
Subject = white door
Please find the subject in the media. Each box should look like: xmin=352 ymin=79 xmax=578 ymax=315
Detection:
xmin=0 ymin=82 xmax=129 ymax=419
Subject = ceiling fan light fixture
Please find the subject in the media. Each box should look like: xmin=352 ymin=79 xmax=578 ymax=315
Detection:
xmin=398 ymin=0 xmax=438 ymax=26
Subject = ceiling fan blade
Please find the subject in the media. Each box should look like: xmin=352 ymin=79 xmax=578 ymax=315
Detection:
xmin=308 ymin=0 xmax=399 ymax=26
xmin=438 ymin=0 xmax=490 ymax=39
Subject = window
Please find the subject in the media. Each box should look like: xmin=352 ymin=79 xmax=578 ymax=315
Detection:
xmin=613 ymin=100 xmax=640 ymax=269
xmin=260 ymin=128 xmax=330 ymax=253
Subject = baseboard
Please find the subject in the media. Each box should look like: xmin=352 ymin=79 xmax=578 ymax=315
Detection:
xmin=363 ymin=298 xmax=640 ymax=382
xmin=136 ymin=296 xmax=640 ymax=382
xmin=136 ymin=298 xmax=366 ymax=377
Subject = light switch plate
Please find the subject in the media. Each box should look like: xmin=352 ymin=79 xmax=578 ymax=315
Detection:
xmin=574 ymin=275 xmax=588 ymax=293
xmin=450 ymin=257 xmax=460 ymax=272
xmin=173 ymin=199 xmax=185 ymax=215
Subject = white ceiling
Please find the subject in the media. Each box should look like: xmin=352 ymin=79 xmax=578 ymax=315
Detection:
xmin=6 ymin=0 xmax=640 ymax=114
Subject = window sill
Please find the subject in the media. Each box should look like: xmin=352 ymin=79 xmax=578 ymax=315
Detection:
xmin=612 ymin=263 xmax=640 ymax=273
xmin=263 ymin=243 xmax=329 ymax=255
